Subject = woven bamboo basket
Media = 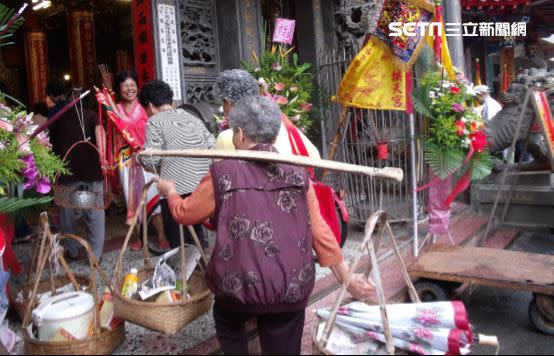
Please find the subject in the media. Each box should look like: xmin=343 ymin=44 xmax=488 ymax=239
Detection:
xmin=21 ymin=213 xmax=126 ymax=355
xmin=112 ymin=181 xmax=213 ymax=335
xmin=22 ymin=322 xmax=125 ymax=355
xmin=53 ymin=141 xmax=111 ymax=210
xmin=113 ymin=268 xmax=212 ymax=335
xmin=12 ymin=228 xmax=90 ymax=321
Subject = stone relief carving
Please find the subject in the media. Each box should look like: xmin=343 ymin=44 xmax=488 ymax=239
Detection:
xmin=178 ymin=0 xmax=217 ymax=67
xmin=185 ymin=82 xmax=216 ymax=103
xmin=334 ymin=0 xmax=385 ymax=53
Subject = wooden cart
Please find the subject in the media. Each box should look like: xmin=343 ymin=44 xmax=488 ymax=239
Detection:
xmin=408 ymin=244 xmax=554 ymax=335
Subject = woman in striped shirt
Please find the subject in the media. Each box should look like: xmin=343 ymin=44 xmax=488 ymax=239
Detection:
xmin=137 ymin=80 xmax=215 ymax=248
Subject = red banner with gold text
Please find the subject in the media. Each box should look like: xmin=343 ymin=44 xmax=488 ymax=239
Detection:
xmin=133 ymin=0 xmax=155 ymax=87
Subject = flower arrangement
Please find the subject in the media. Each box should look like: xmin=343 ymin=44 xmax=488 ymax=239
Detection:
xmin=413 ymin=70 xmax=492 ymax=184
xmin=0 ymin=99 xmax=67 ymax=211
xmin=241 ymin=45 xmax=316 ymax=133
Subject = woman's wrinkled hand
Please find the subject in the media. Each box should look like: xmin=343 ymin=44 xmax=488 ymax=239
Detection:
xmin=154 ymin=177 xmax=177 ymax=197
xmin=347 ymin=273 xmax=376 ymax=301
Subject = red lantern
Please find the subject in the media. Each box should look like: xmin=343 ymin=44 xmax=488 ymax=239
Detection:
xmin=377 ymin=141 xmax=389 ymax=160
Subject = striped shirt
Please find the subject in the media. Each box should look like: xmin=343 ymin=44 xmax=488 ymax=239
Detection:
xmin=138 ymin=108 xmax=216 ymax=195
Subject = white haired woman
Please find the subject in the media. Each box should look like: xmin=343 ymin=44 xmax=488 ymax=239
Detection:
xmin=214 ymin=69 xmax=320 ymax=159
xmin=155 ymin=96 xmax=374 ymax=355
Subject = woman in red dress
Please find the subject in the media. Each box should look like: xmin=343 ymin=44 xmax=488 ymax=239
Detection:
xmin=114 ymin=70 xmax=168 ymax=250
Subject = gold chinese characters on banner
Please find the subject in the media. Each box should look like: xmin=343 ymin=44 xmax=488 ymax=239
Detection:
xmin=338 ymin=36 xmax=406 ymax=111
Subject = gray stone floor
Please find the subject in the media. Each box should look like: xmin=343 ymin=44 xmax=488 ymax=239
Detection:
xmin=9 ymin=223 xmax=382 ymax=355
xmin=10 ymin=242 xmax=218 ymax=355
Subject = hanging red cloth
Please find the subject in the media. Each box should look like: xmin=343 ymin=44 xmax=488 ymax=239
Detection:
xmin=0 ymin=214 xmax=21 ymax=276
xmin=281 ymin=115 xmax=343 ymax=244
xmin=434 ymin=0 xmax=443 ymax=62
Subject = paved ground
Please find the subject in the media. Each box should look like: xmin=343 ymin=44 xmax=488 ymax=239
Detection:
xmin=8 ymin=212 xmax=553 ymax=354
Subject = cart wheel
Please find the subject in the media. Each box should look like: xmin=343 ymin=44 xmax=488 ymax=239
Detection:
xmin=437 ymin=281 xmax=463 ymax=293
xmin=529 ymin=299 xmax=554 ymax=335
xmin=414 ymin=281 xmax=448 ymax=302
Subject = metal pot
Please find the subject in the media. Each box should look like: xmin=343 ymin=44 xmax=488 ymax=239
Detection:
xmin=69 ymin=188 xmax=98 ymax=210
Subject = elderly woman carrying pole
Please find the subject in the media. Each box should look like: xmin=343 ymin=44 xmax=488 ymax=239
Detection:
xmin=155 ymin=96 xmax=375 ymax=355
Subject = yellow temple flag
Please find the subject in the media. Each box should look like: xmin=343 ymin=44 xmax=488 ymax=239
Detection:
xmin=338 ymin=37 xmax=406 ymax=111
xmin=426 ymin=22 xmax=456 ymax=81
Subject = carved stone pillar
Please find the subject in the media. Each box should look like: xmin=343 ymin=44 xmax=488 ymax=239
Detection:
xmin=67 ymin=10 xmax=97 ymax=88
xmin=216 ymin=0 xmax=263 ymax=72
xmin=237 ymin=0 xmax=263 ymax=64
xmin=177 ymin=0 xmax=221 ymax=103
xmin=24 ymin=30 xmax=49 ymax=108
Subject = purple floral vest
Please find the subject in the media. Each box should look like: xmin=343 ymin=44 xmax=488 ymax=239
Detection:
xmin=207 ymin=144 xmax=315 ymax=313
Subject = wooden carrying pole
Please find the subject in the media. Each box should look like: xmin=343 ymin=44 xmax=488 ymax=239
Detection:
xmin=139 ymin=148 xmax=404 ymax=183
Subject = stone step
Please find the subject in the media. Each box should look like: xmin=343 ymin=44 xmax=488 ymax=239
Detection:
xmin=472 ymin=184 xmax=554 ymax=206
xmin=482 ymin=171 xmax=552 ymax=186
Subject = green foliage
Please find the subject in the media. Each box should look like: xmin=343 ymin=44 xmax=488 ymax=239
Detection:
xmin=0 ymin=4 xmax=25 ymax=48
xmin=428 ymin=114 xmax=458 ymax=149
xmin=30 ymin=140 xmax=68 ymax=181
xmin=242 ymin=45 xmax=317 ymax=132
xmin=0 ymin=101 xmax=66 ymax=217
xmin=0 ymin=136 xmax=24 ymax=184
xmin=470 ymin=152 xmax=493 ymax=181
xmin=425 ymin=143 xmax=465 ymax=179
xmin=412 ymin=88 xmax=434 ymax=120
xmin=0 ymin=196 xmax=52 ymax=214
xmin=415 ymin=70 xmax=493 ymax=183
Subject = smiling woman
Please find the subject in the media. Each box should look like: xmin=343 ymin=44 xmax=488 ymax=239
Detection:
xmin=111 ymin=70 xmax=168 ymax=251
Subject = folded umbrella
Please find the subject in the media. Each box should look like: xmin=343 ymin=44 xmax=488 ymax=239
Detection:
xmin=316 ymin=301 xmax=473 ymax=355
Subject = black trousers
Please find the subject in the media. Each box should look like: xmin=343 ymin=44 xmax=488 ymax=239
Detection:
xmin=213 ymin=301 xmax=305 ymax=355
xmin=159 ymin=194 xmax=206 ymax=249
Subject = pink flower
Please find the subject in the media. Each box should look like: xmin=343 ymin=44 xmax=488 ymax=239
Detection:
xmin=274 ymin=82 xmax=286 ymax=91
xmin=414 ymin=328 xmax=434 ymax=341
xmin=452 ymin=103 xmax=465 ymax=112
xmin=450 ymin=86 xmax=460 ymax=94
xmin=0 ymin=119 xmax=13 ymax=132
xmin=300 ymin=102 xmax=313 ymax=112
xmin=218 ymin=116 xmax=230 ymax=132
xmin=337 ymin=307 xmax=350 ymax=316
xmin=408 ymin=343 xmax=426 ymax=355
xmin=13 ymin=112 xmax=33 ymax=133
xmin=16 ymin=134 xmax=31 ymax=153
xmin=273 ymin=95 xmax=289 ymax=105
xmin=37 ymin=131 xmax=51 ymax=148
xmin=21 ymin=154 xmax=51 ymax=194
xmin=415 ymin=309 xmax=440 ymax=327
xmin=366 ymin=331 xmax=380 ymax=341
xmin=36 ymin=177 xmax=51 ymax=194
